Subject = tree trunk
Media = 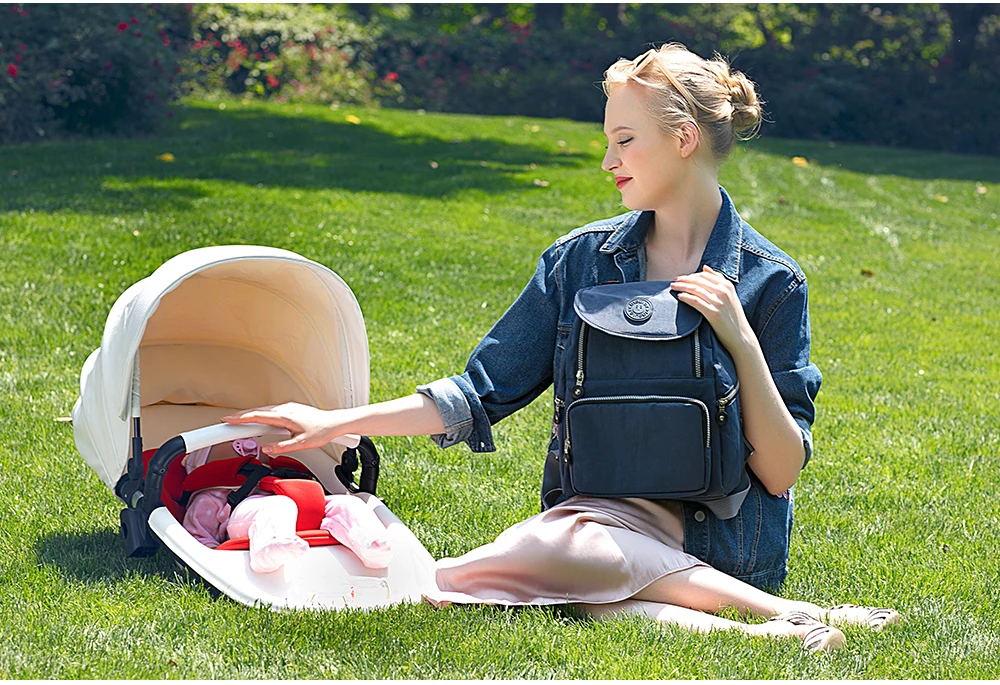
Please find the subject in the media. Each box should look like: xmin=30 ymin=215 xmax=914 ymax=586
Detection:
xmin=596 ymin=3 xmax=627 ymax=30
xmin=534 ymin=3 xmax=564 ymax=30
xmin=942 ymin=4 xmax=994 ymax=72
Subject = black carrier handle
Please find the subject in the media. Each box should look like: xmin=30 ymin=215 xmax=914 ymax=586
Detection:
xmin=335 ymin=435 xmax=380 ymax=496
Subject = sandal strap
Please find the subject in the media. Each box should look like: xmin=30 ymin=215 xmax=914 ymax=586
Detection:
xmin=768 ymin=610 xmax=823 ymax=627
xmin=803 ymin=625 xmax=844 ymax=652
xmin=828 ymin=604 xmax=899 ymax=628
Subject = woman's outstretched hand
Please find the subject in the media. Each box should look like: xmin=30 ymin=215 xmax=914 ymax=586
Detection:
xmin=222 ymin=403 xmax=344 ymax=454
xmin=669 ymin=265 xmax=755 ymax=357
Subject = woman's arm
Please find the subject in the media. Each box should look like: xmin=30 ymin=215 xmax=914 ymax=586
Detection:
xmin=670 ymin=265 xmax=806 ymax=494
xmin=227 ymin=245 xmax=562 ymax=457
xmin=222 ymin=393 xmax=446 ymax=455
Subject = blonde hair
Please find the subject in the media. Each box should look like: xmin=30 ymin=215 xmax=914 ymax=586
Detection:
xmin=602 ymin=43 xmax=763 ymax=163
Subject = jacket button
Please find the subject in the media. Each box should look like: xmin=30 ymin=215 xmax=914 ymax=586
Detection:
xmin=693 ymin=510 xmax=706 ymax=523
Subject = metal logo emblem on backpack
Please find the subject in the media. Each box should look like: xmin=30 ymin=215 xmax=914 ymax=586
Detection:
xmin=623 ymin=297 xmax=653 ymax=323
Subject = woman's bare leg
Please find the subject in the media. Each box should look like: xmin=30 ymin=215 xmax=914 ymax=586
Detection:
xmin=633 ymin=565 xmax=823 ymax=619
xmin=582 ymin=598 xmax=756 ymax=635
xmin=581 ymin=598 xmax=844 ymax=650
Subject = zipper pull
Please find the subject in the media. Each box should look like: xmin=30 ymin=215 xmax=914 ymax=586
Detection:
xmin=572 ymin=371 xmax=584 ymax=398
xmin=718 ymin=403 xmax=728 ymax=425
xmin=553 ymin=397 xmax=564 ymax=424
xmin=563 ymin=437 xmax=571 ymax=463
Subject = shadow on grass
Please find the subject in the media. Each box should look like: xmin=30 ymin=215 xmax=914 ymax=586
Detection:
xmin=35 ymin=529 xmax=205 ymax=591
xmin=0 ymin=104 xmax=591 ymax=215
xmin=751 ymin=136 xmax=1000 ymax=183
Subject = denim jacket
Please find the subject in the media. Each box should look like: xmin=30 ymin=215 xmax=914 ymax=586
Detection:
xmin=418 ymin=186 xmax=821 ymax=590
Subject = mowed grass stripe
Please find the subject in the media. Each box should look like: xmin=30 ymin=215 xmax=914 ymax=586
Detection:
xmin=1 ymin=98 xmax=998 ymax=678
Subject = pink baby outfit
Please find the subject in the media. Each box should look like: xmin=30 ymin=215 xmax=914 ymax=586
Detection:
xmin=180 ymin=439 xmax=393 ymax=573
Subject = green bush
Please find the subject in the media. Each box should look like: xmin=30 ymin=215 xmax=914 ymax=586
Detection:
xmin=184 ymin=4 xmax=400 ymax=107
xmin=0 ymin=3 xmax=190 ymax=144
xmin=372 ymin=15 xmax=612 ymax=121
xmin=367 ymin=3 xmax=1000 ymax=156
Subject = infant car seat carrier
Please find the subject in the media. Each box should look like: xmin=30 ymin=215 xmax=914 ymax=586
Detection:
xmin=73 ymin=245 xmax=437 ymax=610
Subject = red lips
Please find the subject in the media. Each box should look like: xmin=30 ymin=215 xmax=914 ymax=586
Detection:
xmin=615 ymin=176 xmax=632 ymax=189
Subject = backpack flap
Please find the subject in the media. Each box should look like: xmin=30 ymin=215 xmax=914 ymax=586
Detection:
xmin=573 ymin=281 xmax=702 ymax=340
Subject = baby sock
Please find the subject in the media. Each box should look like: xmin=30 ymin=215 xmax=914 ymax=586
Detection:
xmin=320 ymin=495 xmax=394 ymax=569
xmin=229 ymin=494 xmax=309 ymax=573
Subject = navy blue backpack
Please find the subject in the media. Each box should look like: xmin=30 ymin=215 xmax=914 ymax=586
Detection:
xmin=544 ymin=281 xmax=752 ymax=519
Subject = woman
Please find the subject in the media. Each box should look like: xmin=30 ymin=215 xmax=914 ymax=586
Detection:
xmin=224 ymin=44 xmax=897 ymax=651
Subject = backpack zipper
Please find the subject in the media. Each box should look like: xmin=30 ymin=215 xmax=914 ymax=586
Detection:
xmin=717 ymin=380 xmax=740 ymax=424
xmin=571 ymin=323 xmax=589 ymax=399
xmin=693 ymin=328 xmax=702 ymax=377
xmin=564 ymin=394 xmax=711 ymax=462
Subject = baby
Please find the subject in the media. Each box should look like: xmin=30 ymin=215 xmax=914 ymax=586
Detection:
xmin=181 ymin=438 xmax=393 ymax=573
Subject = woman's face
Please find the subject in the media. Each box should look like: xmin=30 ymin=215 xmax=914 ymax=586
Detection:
xmin=601 ymin=83 xmax=692 ymax=209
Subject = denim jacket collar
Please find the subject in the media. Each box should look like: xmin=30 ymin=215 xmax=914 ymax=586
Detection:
xmin=598 ymin=185 xmax=743 ymax=283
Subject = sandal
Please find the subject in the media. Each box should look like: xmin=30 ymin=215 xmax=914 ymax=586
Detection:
xmin=827 ymin=604 xmax=900 ymax=631
xmin=767 ymin=610 xmax=846 ymax=653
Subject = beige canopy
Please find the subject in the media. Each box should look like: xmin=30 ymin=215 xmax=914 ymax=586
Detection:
xmin=73 ymin=246 xmax=370 ymax=491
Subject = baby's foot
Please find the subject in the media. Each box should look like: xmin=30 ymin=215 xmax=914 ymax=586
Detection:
xmin=249 ymin=535 xmax=309 ymax=574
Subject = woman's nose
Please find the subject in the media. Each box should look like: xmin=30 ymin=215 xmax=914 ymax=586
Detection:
xmin=601 ymin=148 xmax=619 ymax=172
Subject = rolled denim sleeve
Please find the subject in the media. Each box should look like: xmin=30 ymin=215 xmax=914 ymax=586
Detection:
xmin=416 ymin=248 xmax=561 ymax=453
xmin=757 ymin=279 xmax=822 ymax=468
xmin=416 ymin=377 xmax=475 ymax=448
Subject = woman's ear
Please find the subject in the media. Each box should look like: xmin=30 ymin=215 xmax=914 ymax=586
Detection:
xmin=676 ymin=122 xmax=700 ymax=159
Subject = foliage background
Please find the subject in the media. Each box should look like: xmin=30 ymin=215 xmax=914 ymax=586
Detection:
xmin=2 ymin=3 xmax=999 ymax=154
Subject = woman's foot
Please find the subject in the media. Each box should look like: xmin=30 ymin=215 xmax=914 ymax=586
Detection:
xmin=826 ymin=604 xmax=900 ymax=631
xmin=760 ymin=611 xmax=846 ymax=653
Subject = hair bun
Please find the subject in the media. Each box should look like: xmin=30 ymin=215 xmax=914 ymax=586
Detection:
xmin=726 ymin=70 xmax=762 ymax=137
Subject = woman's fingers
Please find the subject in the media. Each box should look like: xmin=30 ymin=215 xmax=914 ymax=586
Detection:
xmin=222 ymin=407 xmax=284 ymax=425
xmin=670 ymin=281 xmax=720 ymax=310
xmin=261 ymin=437 xmax=307 ymax=454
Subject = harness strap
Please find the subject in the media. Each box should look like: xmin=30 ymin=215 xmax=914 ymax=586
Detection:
xmin=226 ymin=462 xmax=275 ymax=509
xmin=178 ymin=453 xmax=324 ymax=513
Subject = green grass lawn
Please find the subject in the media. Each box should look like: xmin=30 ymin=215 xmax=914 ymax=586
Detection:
xmin=2 ymin=98 xmax=999 ymax=678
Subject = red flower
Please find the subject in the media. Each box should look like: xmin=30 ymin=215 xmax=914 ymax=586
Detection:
xmin=161 ymin=37 xmax=170 ymax=47
xmin=7 ymin=64 xmax=16 ymax=78
xmin=130 ymin=16 xmax=139 ymax=24
xmin=266 ymin=74 xmax=278 ymax=87
xmin=116 ymin=22 xmax=127 ymax=34
xmin=15 ymin=54 xmax=21 ymax=63
xmin=135 ymin=31 xmax=143 ymax=39
xmin=385 ymin=71 xmax=398 ymax=82
xmin=18 ymin=43 xmax=25 ymax=51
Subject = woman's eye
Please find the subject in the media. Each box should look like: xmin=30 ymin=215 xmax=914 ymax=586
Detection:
xmin=618 ymin=137 xmax=633 ymax=146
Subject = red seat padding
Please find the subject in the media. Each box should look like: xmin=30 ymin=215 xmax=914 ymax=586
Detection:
xmin=262 ymin=477 xmax=326 ymax=530
xmin=216 ymin=529 xmax=340 ymax=551
xmin=180 ymin=456 xmax=255 ymax=494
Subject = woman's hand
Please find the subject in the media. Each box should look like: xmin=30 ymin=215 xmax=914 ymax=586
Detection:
xmin=669 ymin=265 xmax=754 ymax=357
xmin=672 ymin=265 xmax=806 ymax=493
xmin=222 ymin=402 xmax=344 ymax=454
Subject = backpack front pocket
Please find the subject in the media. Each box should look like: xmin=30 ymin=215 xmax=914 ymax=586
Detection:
xmin=564 ymin=394 xmax=711 ymax=498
